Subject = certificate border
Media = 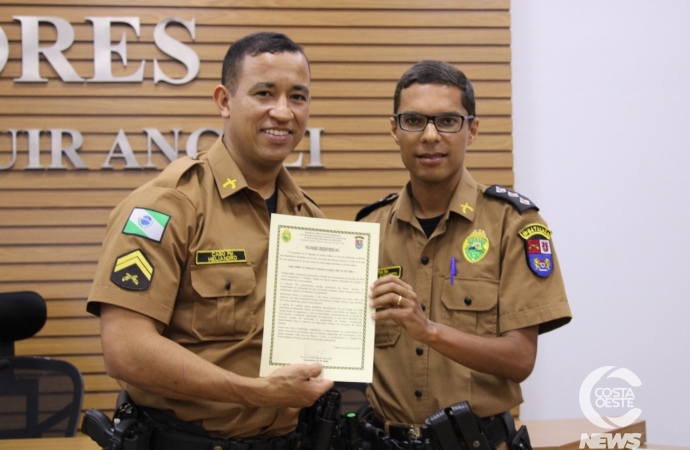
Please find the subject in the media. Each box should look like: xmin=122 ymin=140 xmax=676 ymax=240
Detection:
xmin=268 ymin=225 xmax=372 ymax=371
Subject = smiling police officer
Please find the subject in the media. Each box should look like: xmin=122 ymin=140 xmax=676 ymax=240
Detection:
xmin=85 ymin=32 xmax=334 ymax=449
xmin=356 ymin=61 xmax=572 ymax=450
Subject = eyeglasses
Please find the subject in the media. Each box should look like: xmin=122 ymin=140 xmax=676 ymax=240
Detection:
xmin=395 ymin=113 xmax=474 ymax=133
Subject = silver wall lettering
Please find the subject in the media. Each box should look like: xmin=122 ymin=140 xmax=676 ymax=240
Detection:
xmin=0 ymin=26 xmax=8 ymax=74
xmin=87 ymin=17 xmax=145 ymax=82
xmin=0 ymin=130 xmax=20 ymax=170
xmin=102 ymin=129 xmax=141 ymax=169
xmin=306 ymin=128 xmax=324 ymax=168
xmin=7 ymin=16 xmax=200 ymax=85
xmin=49 ymin=129 xmax=86 ymax=169
xmin=13 ymin=16 xmax=84 ymax=82
xmin=283 ymin=152 xmax=302 ymax=168
xmin=25 ymin=129 xmax=43 ymax=169
xmin=144 ymin=128 xmax=181 ymax=168
xmin=0 ymin=127 xmax=323 ymax=170
xmin=153 ymin=18 xmax=199 ymax=85
xmin=284 ymin=128 xmax=325 ymax=168
xmin=185 ymin=128 xmax=221 ymax=158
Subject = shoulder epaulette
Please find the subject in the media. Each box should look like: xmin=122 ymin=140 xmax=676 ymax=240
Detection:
xmin=301 ymin=190 xmax=319 ymax=208
xmin=484 ymin=185 xmax=539 ymax=214
xmin=153 ymin=157 xmax=203 ymax=188
xmin=355 ymin=193 xmax=399 ymax=221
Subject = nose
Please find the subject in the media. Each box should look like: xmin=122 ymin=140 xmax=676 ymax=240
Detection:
xmin=420 ymin=120 xmax=441 ymax=142
xmin=269 ymin=95 xmax=293 ymax=122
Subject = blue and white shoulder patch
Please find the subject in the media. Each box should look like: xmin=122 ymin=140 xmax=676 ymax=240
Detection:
xmin=484 ymin=185 xmax=538 ymax=214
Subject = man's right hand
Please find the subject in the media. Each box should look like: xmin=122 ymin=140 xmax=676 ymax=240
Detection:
xmin=252 ymin=363 xmax=334 ymax=408
xmin=100 ymin=304 xmax=334 ymax=408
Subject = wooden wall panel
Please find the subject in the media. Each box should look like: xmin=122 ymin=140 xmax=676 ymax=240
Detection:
xmin=0 ymin=0 xmax=514 ymax=423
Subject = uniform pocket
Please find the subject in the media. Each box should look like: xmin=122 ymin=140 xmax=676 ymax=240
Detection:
xmin=374 ymin=318 xmax=401 ymax=347
xmin=440 ymin=278 xmax=498 ymax=337
xmin=189 ymin=264 xmax=256 ymax=340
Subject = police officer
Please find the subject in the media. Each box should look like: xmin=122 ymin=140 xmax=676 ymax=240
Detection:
xmin=356 ymin=61 xmax=572 ymax=450
xmin=86 ymin=32 xmax=333 ymax=447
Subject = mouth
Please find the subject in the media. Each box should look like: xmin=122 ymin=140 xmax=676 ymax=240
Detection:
xmin=417 ymin=153 xmax=446 ymax=163
xmin=263 ymin=128 xmax=292 ymax=137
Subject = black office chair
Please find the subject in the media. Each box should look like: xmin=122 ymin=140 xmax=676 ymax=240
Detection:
xmin=0 ymin=291 xmax=47 ymax=357
xmin=0 ymin=356 xmax=84 ymax=438
xmin=0 ymin=291 xmax=85 ymax=438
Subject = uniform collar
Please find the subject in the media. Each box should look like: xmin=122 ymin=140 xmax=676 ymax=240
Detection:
xmin=206 ymin=136 xmax=309 ymax=208
xmin=391 ymin=167 xmax=478 ymax=223
xmin=447 ymin=167 xmax=478 ymax=222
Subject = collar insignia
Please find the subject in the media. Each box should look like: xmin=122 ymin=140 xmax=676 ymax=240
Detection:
xmin=460 ymin=202 xmax=474 ymax=214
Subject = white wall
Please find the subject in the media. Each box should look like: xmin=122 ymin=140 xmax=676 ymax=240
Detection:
xmin=511 ymin=1 xmax=690 ymax=446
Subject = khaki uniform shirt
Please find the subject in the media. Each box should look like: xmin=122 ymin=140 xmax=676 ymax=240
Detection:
xmin=359 ymin=169 xmax=571 ymax=424
xmin=87 ymin=137 xmax=323 ymax=438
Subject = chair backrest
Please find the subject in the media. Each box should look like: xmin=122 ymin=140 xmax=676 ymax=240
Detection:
xmin=0 ymin=356 xmax=84 ymax=439
xmin=0 ymin=291 xmax=47 ymax=357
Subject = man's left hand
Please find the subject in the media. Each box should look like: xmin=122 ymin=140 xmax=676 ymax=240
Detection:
xmin=369 ymin=275 xmax=435 ymax=342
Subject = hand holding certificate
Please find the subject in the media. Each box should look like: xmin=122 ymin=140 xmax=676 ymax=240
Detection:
xmin=260 ymin=214 xmax=379 ymax=382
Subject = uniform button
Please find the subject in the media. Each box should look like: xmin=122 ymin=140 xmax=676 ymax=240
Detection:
xmin=421 ymin=256 xmax=429 ymax=265
xmin=415 ymin=390 xmax=422 ymax=398
xmin=416 ymin=347 xmax=424 ymax=356
xmin=420 ymin=304 xmax=426 ymax=312
xmin=464 ymin=296 xmax=472 ymax=305
xmin=225 ymin=281 xmax=231 ymax=290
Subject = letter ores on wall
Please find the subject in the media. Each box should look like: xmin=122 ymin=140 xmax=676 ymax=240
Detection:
xmin=0 ymin=0 xmax=514 ymax=418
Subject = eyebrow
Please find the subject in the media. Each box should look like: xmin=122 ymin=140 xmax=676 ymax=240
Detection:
xmin=399 ymin=111 xmax=463 ymax=116
xmin=250 ymin=82 xmax=310 ymax=97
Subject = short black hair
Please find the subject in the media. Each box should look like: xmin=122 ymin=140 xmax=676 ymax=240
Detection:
xmin=221 ymin=32 xmax=308 ymax=94
xmin=393 ymin=60 xmax=475 ymax=118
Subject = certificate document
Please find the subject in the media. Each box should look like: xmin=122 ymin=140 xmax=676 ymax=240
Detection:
xmin=260 ymin=214 xmax=379 ymax=382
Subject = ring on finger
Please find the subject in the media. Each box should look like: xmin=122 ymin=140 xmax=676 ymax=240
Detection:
xmin=396 ymin=294 xmax=402 ymax=307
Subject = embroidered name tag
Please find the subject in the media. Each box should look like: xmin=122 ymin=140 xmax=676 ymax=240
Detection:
xmin=195 ymin=249 xmax=248 ymax=265
xmin=378 ymin=266 xmax=402 ymax=279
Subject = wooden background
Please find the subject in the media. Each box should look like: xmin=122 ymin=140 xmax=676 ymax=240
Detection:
xmin=0 ymin=0 xmax=513 ymax=420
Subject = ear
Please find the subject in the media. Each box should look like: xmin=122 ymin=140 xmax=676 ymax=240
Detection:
xmin=213 ymin=84 xmax=231 ymax=118
xmin=390 ymin=116 xmax=400 ymax=145
xmin=467 ymin=117 xmax=480 ymax=146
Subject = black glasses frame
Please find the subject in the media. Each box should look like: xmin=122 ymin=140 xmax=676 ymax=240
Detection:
xmin=394 ymin=113 xmax=474 ymax=133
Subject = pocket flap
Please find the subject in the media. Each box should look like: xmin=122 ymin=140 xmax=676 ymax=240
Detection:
xmin=441 ymin=278 xmax=498 ymax=312
xmin=190 ymin=264 xmax=256 ymax=298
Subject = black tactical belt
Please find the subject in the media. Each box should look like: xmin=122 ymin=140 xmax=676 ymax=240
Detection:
xmin=144 ymin=407 xmax=302 ymax=450
xmin=374 ymin=410 xmax=513 ymax=448
xmin=152 ymin=428 xmax=301 ymax=450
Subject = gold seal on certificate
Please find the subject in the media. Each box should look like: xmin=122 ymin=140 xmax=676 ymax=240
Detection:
xmin=260 ymin=214 xmax=379 ymax=382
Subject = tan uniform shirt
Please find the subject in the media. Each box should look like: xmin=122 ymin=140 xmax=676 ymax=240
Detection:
xmin=87 ymin=137 xmax=323 ymax=438
xmin=359 ymin=169 xmax=571 ymax=424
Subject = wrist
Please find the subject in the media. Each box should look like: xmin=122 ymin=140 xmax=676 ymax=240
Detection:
xmin=421 ymin=319 xmax=439 ymax=345
xmin=223 ymin=371 xmax=262 ymax=406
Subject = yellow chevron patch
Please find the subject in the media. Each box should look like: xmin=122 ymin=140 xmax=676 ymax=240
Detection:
xmin=114 ymin=250 xmax=153 ymax=279
xmin=111 ymin=249 xmax=154 ymax=291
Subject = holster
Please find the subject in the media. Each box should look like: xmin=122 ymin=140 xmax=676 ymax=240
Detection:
xmin=81 ymin=400 xmax=152 ymax=450
xmin=426 ymin=402 xmax=491 ymax=450
xmin=300 ymin=388 xmax=343 ymax=450
xmin=509 ymin=425 xmax=532 ymax=450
